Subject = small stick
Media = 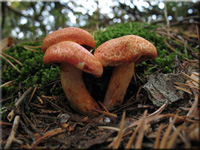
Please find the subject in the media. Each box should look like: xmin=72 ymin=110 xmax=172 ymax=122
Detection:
xmin=29 ymin=84 xmax=38 ymax=102
xmin=4 ymin=116 xmax=20 ymax=149
xmin=15 ymin=87 xmax=33 ymax=107
xmin=22 ymin=111 xmax=44 ymax=136
xmin=7 ymin=87 xmax=33 ymax=122
xmin=31 ymin=128 xmax=65 ymax=148
xmin=19 ymin=119 xmax=36 ymax=142
xmin=0 ymin=121 xmax=12 ymax=126
xmin=37 ymin=96 xmax=44 ymax=104
xmin=38 ymin=109 xmax=60 ymax=114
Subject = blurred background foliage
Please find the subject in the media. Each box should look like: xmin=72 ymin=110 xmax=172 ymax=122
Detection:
xmin=1 ymin=0 xmax=199 ymax=43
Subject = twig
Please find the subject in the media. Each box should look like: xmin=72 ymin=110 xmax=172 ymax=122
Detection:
xmin=0 ymin=121 xmax=12 ymax=126
xmin=4 ymin=116 xmax=20 ymax=149
xmin=42 ymin=96 xmax=74 ymax=116
xmin=29 ymin=84 xmax=38 ymax=102
xmin=170 ymin=15 xmax=199 ymax=26
xmin=15 ymin=87 xmax=33 ymax=107
xmin=31 ymin=128 xmax=65 ymax=149
xmin=22 ymin=111 xmax=44 ymax=136
xmin=7 ymin=87 xmax=33 ymax=122
xmin=37 ymin=96 xmax=44 ymax=104
xmin=38 ymin=109 xmax=60 ymax=114
xmin=19 ymin=119 xmax=36 ymax=142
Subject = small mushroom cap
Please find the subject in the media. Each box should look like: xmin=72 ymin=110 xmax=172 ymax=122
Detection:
xmin=42 ymin=27 xmax=96 ymax=53
xmin=43 ymin=41 xmax=103 ymax=77
xmin=94 ymin=35 xmax=157 ymax=66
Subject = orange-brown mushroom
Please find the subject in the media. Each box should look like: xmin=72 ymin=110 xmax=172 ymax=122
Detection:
xmin=42 ymin=27 xmax=103 ymax=116
xmin=94 ymin=35 xmax=157 ymax=109
xmin=42 ymin=27 xmax=95 ymax=53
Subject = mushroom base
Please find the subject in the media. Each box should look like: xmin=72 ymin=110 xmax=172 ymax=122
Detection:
xmin=103 ymin=62 xmax=135 ymax=109
xmin=60 ymin=63 xmax=100 ymax=116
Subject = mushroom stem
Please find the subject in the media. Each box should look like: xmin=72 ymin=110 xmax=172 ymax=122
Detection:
xmin=60 ymin=63 xmax=100 ymax=116
xmin=103 ymin=62 xmax=135 ymax=109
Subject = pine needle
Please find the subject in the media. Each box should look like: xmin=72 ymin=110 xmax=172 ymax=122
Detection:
xmin=126 ymin=110 xmax=147 ymax=149
xmin=98 ymin=126 xmax=120 ymax=131
xmin=0 ymin=80 xmax=13 ymax=88
xmin=1 ymin=52 xmax=23 ymax=66
xmin=23 ymin=45 xmax=40 ymax=52
xmin=0 ymin=54 xmax=21 ymax=72
xmin=182 ymin=72 xmax=199 ymax=84
xmin=174 ymin=86 xmax=192 ymax=95
xmin=93 ymin=109 xmax=117 ymax=118
xmin=108 ymin=111 xmax=126 ymax=149
xmin=166 ymin=125 xmax=183 ymax=148
xmin=159 ymin=114 xmax=177 ymax=149
xmin=154 ymin=123 xmax=164 ymax=149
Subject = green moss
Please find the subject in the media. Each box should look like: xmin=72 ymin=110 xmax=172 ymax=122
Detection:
xmin=1 ymin=42 xmax=61 ymax=97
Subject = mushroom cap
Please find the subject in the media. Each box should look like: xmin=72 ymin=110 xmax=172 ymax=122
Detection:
xmin=94 ymin=35 xmax=157 ymax=66
xmin=42 ymin=27 xmax=96 ymax=53
xmin=43 ymin=41 xmax=103 ymax=77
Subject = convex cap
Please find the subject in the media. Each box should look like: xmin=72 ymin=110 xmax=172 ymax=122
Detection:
xmin=94 ymin=35 xmax=157 ymax=66
xmin=43 ymin=41 xmax=103 ymax=77
xmin=42 ymin=27 xmax=96 ymax=53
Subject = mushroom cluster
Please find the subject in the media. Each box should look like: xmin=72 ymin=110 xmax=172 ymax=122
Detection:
xmin=42 ymin=27 xmax=103 ymax=116
xmin=42 ymin=27 xmax=157 ymax=116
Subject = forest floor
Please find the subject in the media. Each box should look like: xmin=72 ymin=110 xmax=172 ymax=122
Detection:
xmin=1 ymin=22 xmax=199 ymax=149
